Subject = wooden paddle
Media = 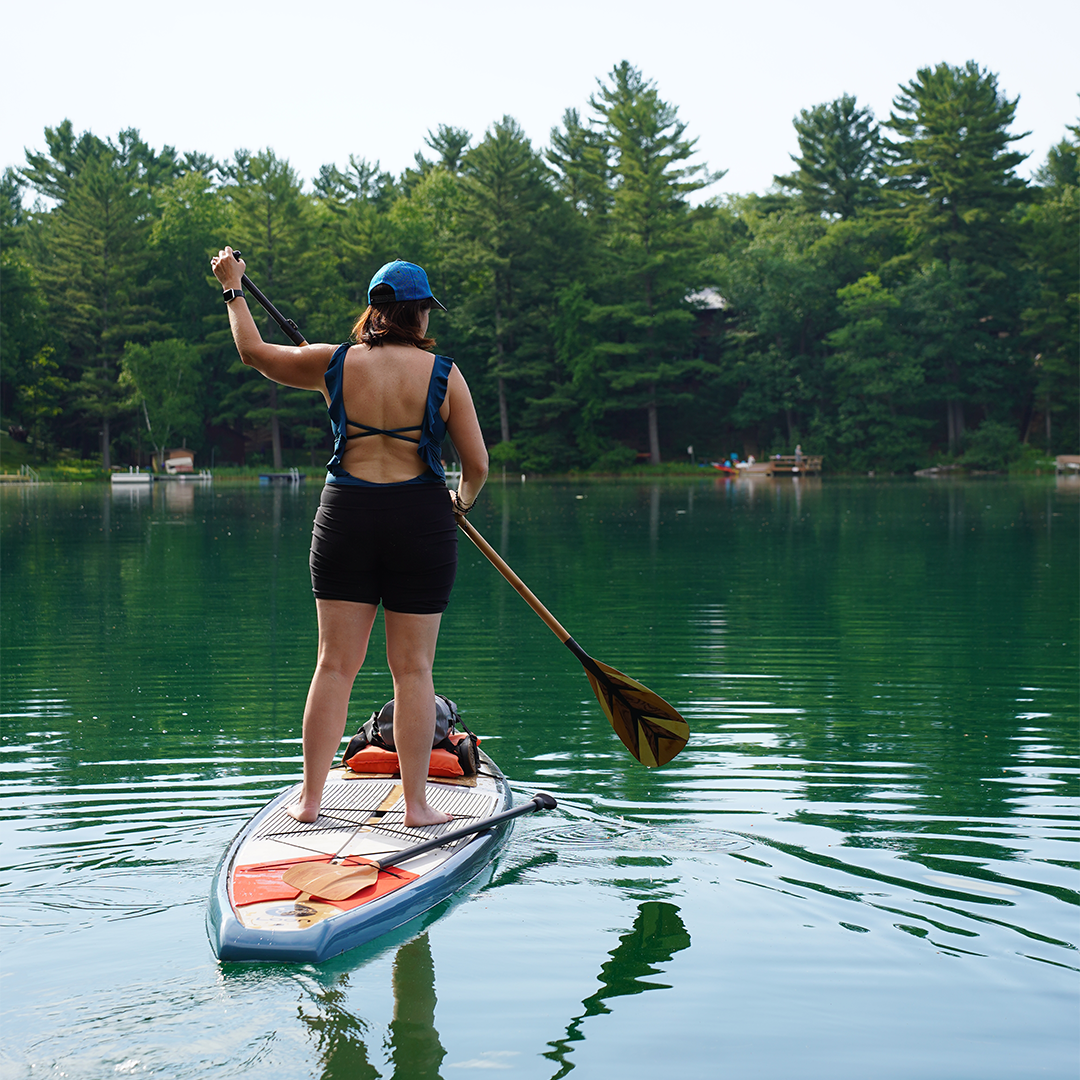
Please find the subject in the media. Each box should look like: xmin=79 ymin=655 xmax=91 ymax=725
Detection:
xmin=454 ymin=516 xmax=689 ymax=767
xmin=282 ymin=793 xmax=557 ymax=901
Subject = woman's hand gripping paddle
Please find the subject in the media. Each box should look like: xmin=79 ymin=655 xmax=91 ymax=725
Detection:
xmin=281 ymin=793 xmax=557 ymax=901
xmin=454 ymin=515 xmax=689 ymax=767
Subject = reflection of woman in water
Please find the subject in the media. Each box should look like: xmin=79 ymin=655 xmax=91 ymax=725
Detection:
xmin=294 ymin=902 xmax=688 ymax=1079
xmin=299 ymin=933 xmax=445 ymax=1080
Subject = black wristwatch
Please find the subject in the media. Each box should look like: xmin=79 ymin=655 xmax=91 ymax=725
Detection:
xmin=222 ymin=288 xmax=245 ymax=303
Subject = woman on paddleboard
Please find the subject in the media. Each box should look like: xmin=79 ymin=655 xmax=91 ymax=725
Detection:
xmin=211 ymin=250 xmax=488 ymax=827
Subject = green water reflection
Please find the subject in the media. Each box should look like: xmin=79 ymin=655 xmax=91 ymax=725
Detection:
xmin=1 ymin=476 xmax=1077 ymax=1079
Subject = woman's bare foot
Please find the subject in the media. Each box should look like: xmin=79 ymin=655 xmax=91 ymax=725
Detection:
xmin=286 ymin=802 xmax=320 ymax=824
xmin=403 ymin=804 xmax=453 ymax=828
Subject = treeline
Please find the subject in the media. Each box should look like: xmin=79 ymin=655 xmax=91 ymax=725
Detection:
xmin=1 ymin=60 xmax=1076 ymax=473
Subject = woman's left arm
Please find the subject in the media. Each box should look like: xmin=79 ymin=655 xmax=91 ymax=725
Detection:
xmin=211 ymin=246 xmax=334 ymax=395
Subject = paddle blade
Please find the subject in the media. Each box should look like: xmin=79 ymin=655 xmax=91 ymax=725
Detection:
xmin=578 ymin=654 xmax=690 ymax=767
xmin=282 ymin=861 xmax=379 ymax=901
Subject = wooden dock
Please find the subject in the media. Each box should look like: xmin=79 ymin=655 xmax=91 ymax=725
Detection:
xmin=769 ymin=455 xmax=822 ymax=476
xmin=736 ymin=455 xmax=823 ymax=477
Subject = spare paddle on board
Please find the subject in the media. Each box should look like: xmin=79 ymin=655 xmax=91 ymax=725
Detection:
xmin=454 ymin=516 xmax=689 ymax=767
xmin=282 ymin=793 xmax=557 ymax=901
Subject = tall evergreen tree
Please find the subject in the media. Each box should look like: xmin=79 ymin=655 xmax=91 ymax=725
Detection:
xmin=219 ymin=149 xmax=322 ymax=468
xmin=22 ymin=129 xmax=167 ymax=466
xmin=455 ymin=116 xmax=555 ymax=444
xmin=424 ymin=125 xmax=472 ymax=173
xmin=1020 ymin=193 xmax=1079 ymax=453
xmin=547 ymin=108 xmax=612 ymax=218
xmin=590 ymin=62 xmax=714 ymax=463
xmin=1 ymin=167 xmax=53 ymax=432
xmin=775 ymin=94 xmax=884 ymax=219
xmin=1033 ymin=102 xmax=1079 ymax=189
xmin=885 ymin=61 xmax=1030 ymax=451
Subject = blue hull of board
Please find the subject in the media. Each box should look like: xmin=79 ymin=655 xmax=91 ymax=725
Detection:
xmin=208 ymin=764 xmax=513 ymax=964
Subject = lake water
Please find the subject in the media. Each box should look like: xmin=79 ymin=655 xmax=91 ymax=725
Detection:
xmin=2 ymin=475 xmax=1077 ymax=1079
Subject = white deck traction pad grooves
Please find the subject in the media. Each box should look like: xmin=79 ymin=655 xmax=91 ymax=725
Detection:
xmin=254 ymin=780 xmax=502 ymax=849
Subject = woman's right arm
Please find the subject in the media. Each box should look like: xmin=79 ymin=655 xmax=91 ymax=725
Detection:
xmin=211 ymin=247 xmax=334 ymax=396
xmin=444 ymin=364 xmax=488 ymax=514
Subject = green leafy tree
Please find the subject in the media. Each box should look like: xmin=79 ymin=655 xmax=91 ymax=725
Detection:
xmin=14 ymin=346 xmax=68 ymax=452
xmin=314 ymin=155 xmax=400 ymax=328
xmin=119 ymin=339 xmax=203 ymax=468
xmin=824 ymin=274 xmax=928 ymax=470
xmin=774 ymin=94 xmax=885 ymax=219
xmin=1 ymin=167 xmax=55 ymax=434
xmin=710 ymin=205 xmax=836 ymax=452
xmin=151 ymin=170 xmax=227 ymax=341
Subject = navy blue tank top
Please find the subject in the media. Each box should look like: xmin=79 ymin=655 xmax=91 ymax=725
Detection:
xmin=324 ymin=343 xmax=451 ymax=486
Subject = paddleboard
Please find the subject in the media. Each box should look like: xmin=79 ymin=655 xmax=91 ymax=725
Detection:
xmin=208 ymin=748 xmax=515 ymax=963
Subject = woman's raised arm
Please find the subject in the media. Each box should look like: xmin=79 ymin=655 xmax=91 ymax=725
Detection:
xmin=210 ymin=247 xmax=334 ymax=396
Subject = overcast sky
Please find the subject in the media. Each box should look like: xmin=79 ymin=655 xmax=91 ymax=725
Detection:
xmin=5 ymin=0 xmax=1077 ymax=202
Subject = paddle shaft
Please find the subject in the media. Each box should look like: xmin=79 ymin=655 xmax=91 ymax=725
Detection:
xmin=455 ymin=515 xmax=571 ymax=644
xmin=230 ymin=250 xmax=307 ymax=346
xmin=371 ymin=793 xmax=556 ymax=871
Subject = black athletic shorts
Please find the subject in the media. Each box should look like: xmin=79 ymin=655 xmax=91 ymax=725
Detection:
xmin=309 ymin=482 xmax=457 ymax=613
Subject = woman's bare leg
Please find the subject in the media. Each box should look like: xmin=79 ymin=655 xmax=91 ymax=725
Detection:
xmin=287 ymin=599 xmax=378 ymax=823
xmin=384 ymin=609 xmax=453 ymax=828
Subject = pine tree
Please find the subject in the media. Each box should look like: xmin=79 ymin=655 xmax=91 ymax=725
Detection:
xmin=1 ymin=167 xmax=54 ymax=434
xmin=220 ymin=149 xmax=323 ymax=468
xmin=589 ymin=62 xmax=714 ymax=463
xmin=22 ymin=129 xmax=167 ymax=466
xmin=455 ymin=117 xmax=556 ymax=445
xmin=885 ymin=61 xmax=1030 ymax=452
xmin=774 ymin=94 xmax=884 ymax=219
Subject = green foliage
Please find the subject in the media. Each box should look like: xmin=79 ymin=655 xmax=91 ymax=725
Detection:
xmin=885 ymin=61 xmax=1028 ymax=265
xmin=119 ymin=339 xmax=203 ymax=467
xmin=1020 ymin=186 xmax=1079 ymax=450
xmin=775 ymin=94 xmax=885 ymax=219
xmin=4 ymin=61 xmax=1076 ymax=476
xmin=14 ymin=346 xmax=68 ymax=455
xmin=588 ymin=61 xmax=716 ymax=463
xmin=959 ymin=419 xmax=1022 ymax=470
xmin=824 ymin=274 xmax=928 ymax=471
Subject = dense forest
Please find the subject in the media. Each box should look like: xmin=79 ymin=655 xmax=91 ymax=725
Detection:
xmin=1 ymin=60 xmax=1076 ymax=474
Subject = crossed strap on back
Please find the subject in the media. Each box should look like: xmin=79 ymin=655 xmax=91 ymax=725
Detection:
xmin=344 ymin=419 xmax=422 ymax=445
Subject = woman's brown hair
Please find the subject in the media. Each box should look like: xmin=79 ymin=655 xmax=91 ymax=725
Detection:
xmin=352 ymin=294 xmax=436 ymax=350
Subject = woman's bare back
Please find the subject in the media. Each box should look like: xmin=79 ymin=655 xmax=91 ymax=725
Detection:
xmin=337 ymin=343 xmax=450 ymax=484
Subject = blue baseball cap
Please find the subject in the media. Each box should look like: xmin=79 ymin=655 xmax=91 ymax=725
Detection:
xmin=367 ymin=260 xmax=446 ymax=310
